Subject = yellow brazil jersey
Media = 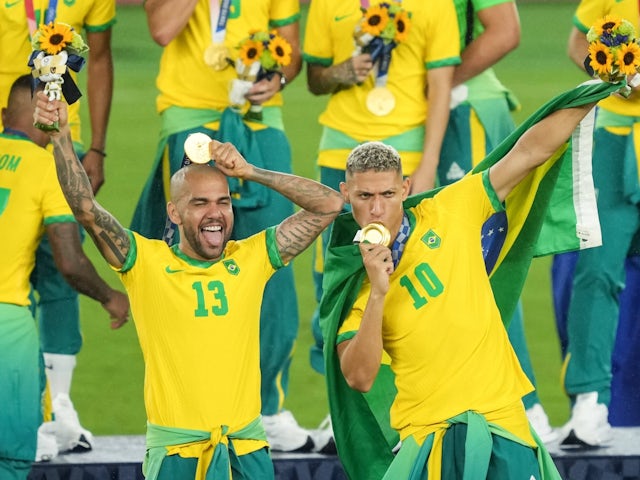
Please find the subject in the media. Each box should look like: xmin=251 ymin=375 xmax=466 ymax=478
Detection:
xmin=0 ymin=132 xmax=75 ymax=306
xmin=338 ymin=173 xmax=534 ymax=443
xmin=116 ymin=228 xmax=283 ymax=440
xmin=303 ymin=0 xmax=461 ymax=142
xmin=0 ymin=0 xmax=116 ymax=142
xmin=573 ymin=0 xmax=640 ymax=116
xmin=155 ymin=0 xmax=299 ymax=113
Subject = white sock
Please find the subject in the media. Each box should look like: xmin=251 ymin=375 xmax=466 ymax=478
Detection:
xmin=43 ymin=353 xmax=76 ymax=400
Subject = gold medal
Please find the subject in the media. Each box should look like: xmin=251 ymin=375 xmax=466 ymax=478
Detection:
xmin=204 ymin=43 xmax=230 ymax=71
xmin=366 ymin=86 xmax=396 ymax=116
xmin=184 ymin=132 xmax=213 ymax=164
xmin=354 ymin=222 xmax=392 ymax=246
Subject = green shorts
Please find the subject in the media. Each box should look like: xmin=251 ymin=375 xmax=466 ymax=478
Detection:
xmin=0 ymin=304 xmax=42 ymax=462
xmin=385 ymin=424 xmax=544 ymax=479
xmin=156 ymin=446 xmax=274 ymax=480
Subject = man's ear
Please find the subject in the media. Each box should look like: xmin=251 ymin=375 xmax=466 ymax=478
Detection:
xmin=402 ymin=177 xmax=411 ymax=200
xmin=339 ymin=182 xmax=350 ymax=204
xmin=166 ymin=202 xmax=181 ymax=225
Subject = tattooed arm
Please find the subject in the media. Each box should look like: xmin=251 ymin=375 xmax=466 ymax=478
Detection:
xmin=34 ymin=92 xmax=130 ymax=270
xmin=307 ymin=54 xmax=374 ymax=95
xmin=210 ymin=141 xmax=344 ymax=264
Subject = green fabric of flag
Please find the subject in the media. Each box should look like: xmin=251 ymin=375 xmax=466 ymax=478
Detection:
xmin=319 ymin=80 xmax=622 ymax=480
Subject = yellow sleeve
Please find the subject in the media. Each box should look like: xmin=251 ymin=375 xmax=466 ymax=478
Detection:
xmin=85 ymin=0 xmax=116 ymax=31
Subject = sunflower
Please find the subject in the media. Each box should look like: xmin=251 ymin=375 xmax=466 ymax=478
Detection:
xmin=361 ymin=5 xmax=390 ymax=37
xmin=268 ymin=35 xmax=292 ymax=67
xmin=593 ymin=15 xmax=622 ymax=37
xmin=239 ymin=39 xmax=264 ymax=66
xmin=37 ymin=22 xmax=74 ymax=55
xmin=588 ymin=41 xmax=614 ymax=76
xmin=616 ymin=41 xmax=640 ymax=75
xmin=393 ymin=10 xmax=411 ymax=43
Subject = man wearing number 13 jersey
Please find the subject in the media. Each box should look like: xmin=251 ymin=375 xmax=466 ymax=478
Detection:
xmin=34 ymin=90 xmax=344 ymax=480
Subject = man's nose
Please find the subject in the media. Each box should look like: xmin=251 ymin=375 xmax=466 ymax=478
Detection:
xmin=370 ymin=196 xmax=383 ymax=216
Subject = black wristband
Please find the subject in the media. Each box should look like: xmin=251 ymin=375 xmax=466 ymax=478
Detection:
xmin=89 ymin=147 xmax=107 ymax=157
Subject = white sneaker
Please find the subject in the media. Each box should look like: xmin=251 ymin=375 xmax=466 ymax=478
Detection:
xmin=52 ymin=393 xmax=94 ymax=453
xmin=526 ymin=403 xmax=559 ymax=444
xmin=262 ymin=410 xmax=314 ymax=453
xmin=559 ymin=392 xmax=613 ymax=448
xmin=311 ymin=414 xmax=336 ymax=454
xmin=35 ymin=422 xmax=59 ymax=462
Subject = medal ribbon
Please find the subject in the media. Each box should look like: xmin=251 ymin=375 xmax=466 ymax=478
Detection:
xmin=390 ymin=213 xmax=410 ymax=268
xmin=209 ymin=0 xmax=232 ymax=45
xmin=25 ymin=0 xmax=59 ymax=37
xmin=361 ymin=0 xmax=399 ymax=88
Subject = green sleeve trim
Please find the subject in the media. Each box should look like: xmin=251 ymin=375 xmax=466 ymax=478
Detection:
xmin=425 ymin=56 xmax=461 ymax=70
xmin=482 ymin=170 xmax=504 ymax=213
xmin=573 ymin=15 xmax=589 ymax=34
xmin=269 ymin=12 xmax=300 ymax=28
xmin=43 ymin=214 xmax=76 ymax=226
xmin=303 ymin=53 xmax=333 ymax=67
xmin=119 ymin=230 xmax=138 ymax=273
xmin=336 ymin=330 xmax=357 ymax=344
xmin=85 ymin=18 xmax=117 ymax=33
xmin=475 ymin=0 xmax=512 ymax=11
xmin=265 ymin=226 xmax=285 ymax=269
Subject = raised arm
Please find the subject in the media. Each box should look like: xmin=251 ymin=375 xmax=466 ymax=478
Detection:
xmin=210 ymin=141 xmax=344 ymax=264
xmin=34 ymin=93 xmax=130 ymax=270
xmin=489 ymin=101 xmax=597 ymax=202
xmin=46 ymin=221 xmax=129 ymax=328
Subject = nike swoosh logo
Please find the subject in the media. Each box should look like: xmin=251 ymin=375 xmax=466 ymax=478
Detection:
xmin=165 ymin=266 xmax=184 ymax=274
xmin=5 ymin=0 xmax=21 ymax=7
xmin=334 ymin=13 xmax=352 ymax=22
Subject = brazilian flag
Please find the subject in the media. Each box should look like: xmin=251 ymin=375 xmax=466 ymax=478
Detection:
xmin=319 ymin=80 xmax=623 ymax=480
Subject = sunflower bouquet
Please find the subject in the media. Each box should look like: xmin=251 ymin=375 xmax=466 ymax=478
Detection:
xmin=29 ymin=21 xmax=89 ymax=131
xmin=353 ymin=1 xmax=411 ymax=61
xmin=585 ymin=16 xmax=640 ymax=86
xmin=230 ymin=30 xmax=292 ymax=118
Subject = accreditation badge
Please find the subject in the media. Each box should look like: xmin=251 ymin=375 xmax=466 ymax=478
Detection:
xmin=366 ymin=86 xmax=396 ymax=116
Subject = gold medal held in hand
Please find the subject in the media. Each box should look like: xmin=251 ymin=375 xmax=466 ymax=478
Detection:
xmin=184 ymin=132 xmax=213 ymax=164
xmin=204 ymin=43 xmax=230 ymax=71
xmin=354 ymin=222 xmax=392 ymax=246
xmin=366 ymin=86 xmax=396 ymax=116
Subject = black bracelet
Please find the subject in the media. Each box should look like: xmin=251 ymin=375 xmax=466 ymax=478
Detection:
xmin=89 ymin=147 xmax=107 ymax=157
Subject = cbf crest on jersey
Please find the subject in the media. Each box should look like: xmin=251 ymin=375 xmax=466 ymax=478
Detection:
xmin=223 ymin=259 xmax=240 ymax=275
xmin=421 ymin=229 xmax=441 ymax=249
